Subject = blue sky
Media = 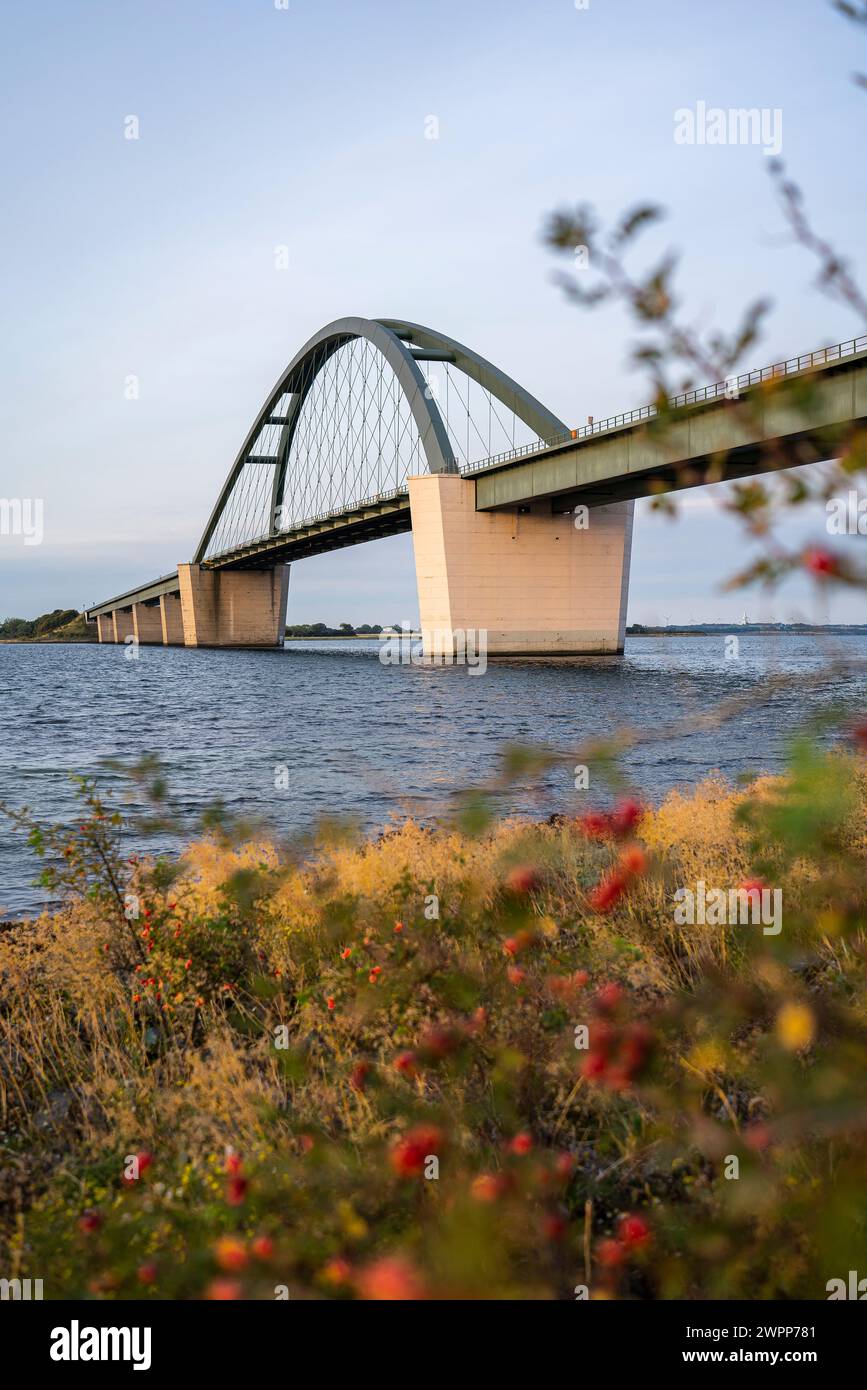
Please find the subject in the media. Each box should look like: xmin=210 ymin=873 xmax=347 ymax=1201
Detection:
xmin=1 ymin=0 xmax=865 ymax=623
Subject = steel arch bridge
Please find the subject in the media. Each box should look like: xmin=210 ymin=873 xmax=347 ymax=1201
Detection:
xmin=193 ymin=315 xmax=567 ymax=570
xmin=86 ymin=319 xmax=867 ymax=654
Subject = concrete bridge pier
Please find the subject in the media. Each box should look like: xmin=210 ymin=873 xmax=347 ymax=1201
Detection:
xmin=177 ymin=563 xmax=289 ymax=647
xmin=160 ymin=592 xmax=184 ymax=645
xmin=409 ymin=473 xmax=633 ymax=656
xmin=132 ymin=599 xmax=164 ymax=644
xmin=96 ymin=613 xmax=114 ymax=643
xmin=112 ymin=608 xmax=135 ymax=644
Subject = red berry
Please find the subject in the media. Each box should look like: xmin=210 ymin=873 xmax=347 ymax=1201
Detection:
xmin=581 ymin=1051 xmax=608 ymax=1081
xmin=618 ymin=1213 xmax=651 ymax=1249
xmin=470 ymin=1173 xmax=507 ymax=1202
xmin=350 ymin=1061 xmax=371 ymax=1091
xmin=503 ymin=929 xmax=534 ymax=958
xmin=610 ymin=798 xmax=643 ymax=837
xmin=578 ymin=810 xmax=613 ymax=840
xmin=321 ymin=1257 xmax=352 ymax=1286
xmin=206 ymin=1278 xmax=243 ymax=1301
xmin=596 ymin=1237 xmax=626 ymax=1268
xmin=594 ymin=982 xmax=623 ymax=1012
xmin=618 ymin=845 xmax=647 ymax=877
xmin=542 ymin=1211 xmax=567 ymax=1241
xmin=620 ymin=1023 xmax=654 ymax=1074
xmin=505 ymin=866 xmax=539 ymax=894
xmin=740 ymin=877 xmax=766 ymax=900
xmin=589 ymin=873 xmax=628 ymax=913
xmin=356 ymin=1255 xmax=425 ymax=1301
xmin=390 ymin=1125 xmax=444 ymax=1177
xmin=225 ymin=1175 xmax=248 ymax=1206
xmin=215 ymin=1236 xmax=248 ymax=1271
xmin=803 ymin=547 xmax=838 ymax=576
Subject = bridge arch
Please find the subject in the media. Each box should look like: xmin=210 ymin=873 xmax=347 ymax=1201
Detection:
xmin=194 ymin=316 xmax=566 ymax=563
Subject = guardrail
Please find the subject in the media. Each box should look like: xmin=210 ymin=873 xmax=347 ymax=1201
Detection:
xmin=461 ymin=332 xmax=867 ymax=478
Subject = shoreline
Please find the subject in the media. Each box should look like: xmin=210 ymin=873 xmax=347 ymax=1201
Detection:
xmin=4 ymin=628 xmax=866 ymax=647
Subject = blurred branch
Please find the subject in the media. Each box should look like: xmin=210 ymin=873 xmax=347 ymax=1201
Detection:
xmin=769 ymin=161 xmax=867 ymax=320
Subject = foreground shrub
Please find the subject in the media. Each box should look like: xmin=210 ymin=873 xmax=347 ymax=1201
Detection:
xmin=1 ymin=747 xmax=866 ymax=1299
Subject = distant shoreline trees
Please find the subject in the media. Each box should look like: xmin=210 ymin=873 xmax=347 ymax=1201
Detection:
xmin=284 ymin=622 xmax=384 ymax=638
xmin=0 ymin=608 xmax=93 ymax=641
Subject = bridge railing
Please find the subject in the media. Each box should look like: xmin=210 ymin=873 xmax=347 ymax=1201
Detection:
xmin=462 ymin=332 xmax=867 ymax=478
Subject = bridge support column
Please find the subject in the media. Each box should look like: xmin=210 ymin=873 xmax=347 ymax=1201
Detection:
xmin=96 ymin=614 xmax=115 ymax=643
xmin=160 ymin=592 xmax=184 ymax=646
xmin=177 ymin=563 xmax=289 ymax=648
xmin=112 ymin=608 xmax=135 ymax=644
xmin=409 ymin=474 xmax=633 ymax=655
xmin=132 ymin=600 xmax=164 ymax=645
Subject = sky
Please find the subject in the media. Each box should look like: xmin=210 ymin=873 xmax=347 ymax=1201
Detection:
xmin=0 ymin=0 xmax=865 ymax=624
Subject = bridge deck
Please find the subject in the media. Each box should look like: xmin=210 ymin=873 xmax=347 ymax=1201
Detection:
xmin=86 ymin=571 xmax=180 ymax=619
xmin=465 ymin=338 xmax=867 ymax=510
xmin=207 ymin=490 xmax=411 ymax=571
